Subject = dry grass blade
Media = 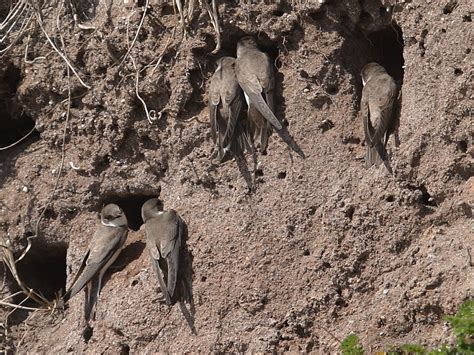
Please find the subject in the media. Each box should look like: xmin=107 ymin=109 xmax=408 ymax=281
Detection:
xmin=0 ymin=236 xmax=51 ymax=307
xmin=34 ymin=11 xmax=90 ymax=89
xmin=0 ymin=125 xmax=37 ymax=151
xmin=0 ymin=0 xmax=28 ymax=31
xmin=0 ymin=1 xmax=29 ymax=41
xmin=0 ymin=299 xmax=46 ymax=312
xmin=175 ymin=0 xmax=185 ymax=26
xmin=118 ymin=0 xmax=149 ymax=69
xmin=199 ymin=0 xmax=221 ymax=53
xmin=186 ymin=0 xmax=197 ymax=22
xmin=131 ymin=54 xmax=156 ymax=124
xmin=16 ymin=5 xmax=73 ymax=279
xmin=0 ymin=1 xmax=33 ymax=57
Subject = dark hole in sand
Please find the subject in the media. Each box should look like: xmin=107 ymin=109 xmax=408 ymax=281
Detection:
xmin=0 ymin=64 xmax=39 ymax=149
xmin=101 ymin=194 xmax=160 ymax=231
xmin=9 ymin=243 xmax=68 ymax=312
xmin=366 ymin=22 xmax=405 ymax=83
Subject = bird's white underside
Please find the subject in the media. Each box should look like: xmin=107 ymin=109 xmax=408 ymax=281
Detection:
xmin=102 ymin=220 xmax=125 ymax=227
xmin=244 ymin=92 xmax=250 ymax=106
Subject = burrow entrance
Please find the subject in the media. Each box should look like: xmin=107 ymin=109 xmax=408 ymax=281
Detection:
xmin=366 ymin=22 xmax=405 ymax=84
xmin=7 ymin=242 xmax=68 ymax=311
xmin=100 ymin=194 xmax=160 ymax=231
xmin=0 ymin=63 xmax=39 ymax=149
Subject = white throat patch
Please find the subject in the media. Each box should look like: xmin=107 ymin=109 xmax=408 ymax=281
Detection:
xmin=102 ymin=219 xmax=123 ymax=228
xmin=244 ymin=92 xmax=250 ymax=106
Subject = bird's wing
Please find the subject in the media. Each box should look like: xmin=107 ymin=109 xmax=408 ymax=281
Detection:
xmin=63 ymin=249 xmax=90 ymax=302
xmin=208 ymin=75 xmax=221 ymax=144
xmin=222 ymin=83 xmax=243 ymax=149
xmin=160 ymin=213 xmax=182 ymax=299
xmin=361 ymin=89 xmax=374 ymax=146
xmin=256 ymin=52 xmax=275 ymax=111
xmin=367 ymin=76 xmax=397 ymax=146
xmin=235 ymin=57 xmax=282 ymax=130
xmin=64 ymin=225 xmax=126 ymax=301
xmin=149 ymin=248 xmax=172 ymax=305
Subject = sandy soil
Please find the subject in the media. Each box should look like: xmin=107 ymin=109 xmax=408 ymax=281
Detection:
xmin=0 ymin=0 xmax=472 ymax=352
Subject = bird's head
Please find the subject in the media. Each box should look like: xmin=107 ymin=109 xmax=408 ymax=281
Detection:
xmin=141 ymin=198 xmax=164 ymax=222
xmin=361 ymin=62 xmax=386 ymax=86
xmin=237 ymin=36 xmax=258 ymax=56
xmin=101 ymin=204 xmax=128 ymax=228
xmin=215 ymin=56 xmax=235 ymax=71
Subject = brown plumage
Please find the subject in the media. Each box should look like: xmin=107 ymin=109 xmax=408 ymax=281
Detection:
xmin=360 ymin=62 xmax=397 ymax=167
xmin=141 ymin=198 xmax=184 ymax=305
xmin=235 ymin=36 xmax=282 ymax=153
xmin=208 ymin=56 xmax=249 ymax=161
xmin=63 ymin=204 xmax=128 ymax=321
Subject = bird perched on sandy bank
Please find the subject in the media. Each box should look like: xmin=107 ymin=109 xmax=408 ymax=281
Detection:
xmin=235 ymin=36 xmax=282 ymax=153
xmin=142 ymin=198 xmax=196 ymax=333
xmin=141 ymin=198 xmax=185 ymax=305
xmin=63 ymin=204 xmax=128 ymax=322
xmin=208 ymin=56 xmax=249 ymax=162
xmin=360 ymin=62 xmax=397 ymax=168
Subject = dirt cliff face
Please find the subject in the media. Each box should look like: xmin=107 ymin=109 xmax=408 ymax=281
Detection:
xmin=0 ymin=0 xmax=472 ymax=352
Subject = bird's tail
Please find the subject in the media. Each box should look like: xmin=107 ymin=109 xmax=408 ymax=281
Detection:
xmin=178 ymin=278 xmax=197 ymax=335
xmin=365 ymin=140 xmax=384 ymax=167
xmin=246 ymin=90 xmax=282 ymax=130
xmin=84 ymin=277 xmax=100 ymax=322
xmin=179 ymin=300 xmax=197 ymax=335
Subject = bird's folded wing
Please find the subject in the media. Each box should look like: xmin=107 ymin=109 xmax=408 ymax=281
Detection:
xmin=361 ymin=94 xmax=374 ymax=146
xmin=240 ymin=84 xmax=282 ymax=130
xmin=65 ymin=227 xmax=126 ymax=300
xmin=161 ymin=216 xmax=182 ymax=298
xmin=367 ymin=79 xmax=397 ymax=146
xmin=222 ymin=90 xmax=243 ymax=149
xmin=64 ymin=250 xmax=90 ymax=301
xmin=208 ymin=80 xmax=221 ymax=144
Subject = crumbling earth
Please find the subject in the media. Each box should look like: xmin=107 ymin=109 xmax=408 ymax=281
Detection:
xmin=0 ymin=0 xmax=472 ymax=352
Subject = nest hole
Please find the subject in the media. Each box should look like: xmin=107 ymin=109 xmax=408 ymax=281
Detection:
xmin=366 ymin=22 xmax=405 ymax=83
xmin=217 ymin=32 xmax=280 ymax=62
xmin=101 ymin=194 xmax=159 ymax=231
xmin=0 ymin=64 xmax=39 ymax=148
xmin=419 ymin=184 xmax=437 ymax=207
xmin=70 ymin=0 xmax=100 ymax=22
xmin=13 ymin=243 xmax=68 ymax=303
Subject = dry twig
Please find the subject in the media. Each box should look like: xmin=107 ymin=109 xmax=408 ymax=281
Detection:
xmin=0 ymin=125 xmax=37 ymax=151
xmin=118 ymin=0 xmax=149 ymax=69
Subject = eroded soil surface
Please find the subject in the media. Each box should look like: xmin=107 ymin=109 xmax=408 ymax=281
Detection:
xmin=0 ymin=0 xmax=472 ymax=352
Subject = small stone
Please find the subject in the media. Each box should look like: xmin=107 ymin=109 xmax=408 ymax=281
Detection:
xmin=383 ymin=288 xmax=389 ymax=295
xmin=22 ymin=186 xmax=28 ymax=193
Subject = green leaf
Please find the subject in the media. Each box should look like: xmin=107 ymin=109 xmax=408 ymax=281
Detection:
xmin=444 ymin=299 xmax=474 ymax=347
xmin=341 ymin=334 xmax=364 ymax=355
xmin=400 ymin=343 xmax=426 ymax=354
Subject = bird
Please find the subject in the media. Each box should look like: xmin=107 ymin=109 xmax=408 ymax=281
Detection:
xmin=235 ymin=36 xmax=282 ymax=153
xmin=360 ymin=62 xmax=397 ymax=168
xmin=63 ymin=203 xmax=128 ymax=321
xmin=208 ymin=56 xmax=249 ymax=162
xmin=141 ymin=198 xmax=196 ymax=334
xmin=141 ymin=198 xmax=184 ymax=305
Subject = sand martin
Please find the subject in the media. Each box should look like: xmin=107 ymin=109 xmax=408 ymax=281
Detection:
xmin=235 ymin=36 xmax=282 ymax=152
xmin=361 ymin=62 xmax=397 ymax=167
xmin=208 ymin=56 xmax=249 ymax=161
xmin=141 ymin=198 xmax=185 ymax=305
xmin=64 ymin=203 xmax=128 ymax=321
